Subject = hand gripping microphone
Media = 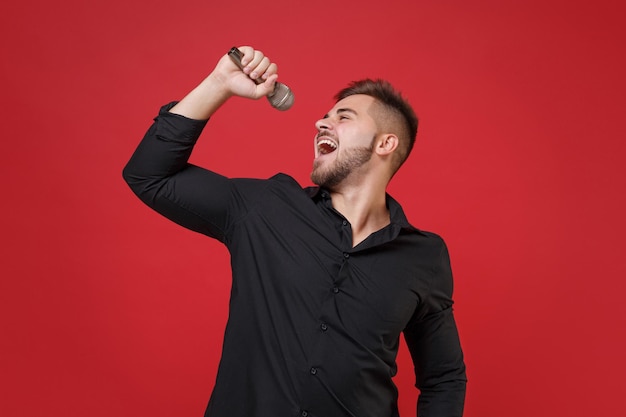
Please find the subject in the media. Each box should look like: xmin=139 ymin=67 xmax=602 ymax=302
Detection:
xmin=227 ymin=47 xmax=295 ymax=111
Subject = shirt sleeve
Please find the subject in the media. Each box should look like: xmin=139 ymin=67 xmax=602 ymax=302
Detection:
xmin=122 ymin=102 xmax=239 ymax=242
xmin=403 ymin=239 xmax=467 ymax=417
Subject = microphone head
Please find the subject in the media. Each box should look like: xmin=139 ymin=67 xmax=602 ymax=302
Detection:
xmin=267 ymin=82 xmax=295 ymax=111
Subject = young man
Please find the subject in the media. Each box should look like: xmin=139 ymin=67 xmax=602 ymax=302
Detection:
xmin=123 ymin=46 xmax=466 ymax=417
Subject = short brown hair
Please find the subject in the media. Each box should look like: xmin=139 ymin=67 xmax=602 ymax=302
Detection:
xmin=335 ymin=79 xmax=418 ymax=171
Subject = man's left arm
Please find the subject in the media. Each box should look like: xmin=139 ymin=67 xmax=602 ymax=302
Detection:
xmin=403 ymin=239 xmax=467 ymax=417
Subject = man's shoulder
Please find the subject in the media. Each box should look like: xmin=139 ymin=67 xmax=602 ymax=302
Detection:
xmin=266 ymin=173 xmax=320 ymax=195
xmin=232 ymin=173 xmax=317 ymax=203
xmin=401 ymin=227 xmax=448 ymax=257
xmin=267 ymin=172 xmax=301 ymax=185
xmin=226 ymin=173 xmax=318 ymax=209
xmin=414 ymin=228 xmax=445 ymax=242
xmin=231 ymin=173 xmax=302 ymax=189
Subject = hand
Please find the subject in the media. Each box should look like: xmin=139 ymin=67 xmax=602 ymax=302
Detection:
xmin=169 ymin=46 xmax=280 ymax=120
xmin=211 ymin=46 xmax=279 ymax=100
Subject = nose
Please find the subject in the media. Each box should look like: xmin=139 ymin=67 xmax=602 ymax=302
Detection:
xmin=315 ymin=117 xmax=331 ymax=131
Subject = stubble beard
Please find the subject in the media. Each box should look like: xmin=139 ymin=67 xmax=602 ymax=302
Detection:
xmin=310 ymin=144 xmax=374 ymax=189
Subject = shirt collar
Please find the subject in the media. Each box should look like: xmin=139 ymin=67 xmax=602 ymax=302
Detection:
xmin=306 ymin=186 xmax=426 ymax=236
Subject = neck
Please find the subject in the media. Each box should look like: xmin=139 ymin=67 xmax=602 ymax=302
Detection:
xmin=329 ymin=181 xmax=390 ymax=247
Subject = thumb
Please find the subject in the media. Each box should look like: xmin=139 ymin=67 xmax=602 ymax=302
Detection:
xmin=255 ymin=74 xmax=278 ymax=98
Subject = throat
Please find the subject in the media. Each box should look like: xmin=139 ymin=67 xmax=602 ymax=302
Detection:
xmin=328 ymin=187 xmax=390 ymax=247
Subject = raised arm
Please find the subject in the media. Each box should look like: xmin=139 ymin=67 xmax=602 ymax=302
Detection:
xmin=122 ymin=47 xmax=279 ymax=240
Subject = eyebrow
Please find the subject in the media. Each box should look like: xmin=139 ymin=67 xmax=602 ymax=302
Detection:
xmin=322 ymin=108 xmax=358 ymax=119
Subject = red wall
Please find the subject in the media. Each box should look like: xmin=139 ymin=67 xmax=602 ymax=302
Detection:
xmin=2 ymin=1 xmax=625 ymax=416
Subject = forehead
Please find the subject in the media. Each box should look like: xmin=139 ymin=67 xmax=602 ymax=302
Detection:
xmin=328 ymin=94 xmax=376 ymax=115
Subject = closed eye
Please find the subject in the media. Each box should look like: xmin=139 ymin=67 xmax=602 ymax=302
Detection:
xmin=336 ymin=108 xmax=357 ymax=120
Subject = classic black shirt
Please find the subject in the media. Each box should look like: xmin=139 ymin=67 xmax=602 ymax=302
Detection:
xmin=123 ymin=103 xmax=466 ymax=417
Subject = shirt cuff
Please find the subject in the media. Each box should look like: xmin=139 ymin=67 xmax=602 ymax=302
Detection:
xmin=154 ymin=101 xmax=209 ymax=144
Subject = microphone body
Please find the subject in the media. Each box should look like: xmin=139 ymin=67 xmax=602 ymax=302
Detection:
xmin=227 ymin=47 xmax=294 ymax=111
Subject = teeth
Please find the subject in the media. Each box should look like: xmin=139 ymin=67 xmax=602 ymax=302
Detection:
xmin=318 ymin=139 xmax=338 ymax=151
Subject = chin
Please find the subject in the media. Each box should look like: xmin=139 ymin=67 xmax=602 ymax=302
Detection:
xmin=310 ymin=172 xmax=326 ymax=188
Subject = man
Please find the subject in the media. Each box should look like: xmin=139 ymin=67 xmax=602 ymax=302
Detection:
xmin=123 ymin=46 xmax=466 ymax=417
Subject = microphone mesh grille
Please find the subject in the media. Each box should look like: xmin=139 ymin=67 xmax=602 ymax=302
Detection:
xmin=268 ymin=83 xmax=295 ymax=111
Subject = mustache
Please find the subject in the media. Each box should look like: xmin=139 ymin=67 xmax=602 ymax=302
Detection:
xmin=316 ymin=130 xmax=337 ymax=140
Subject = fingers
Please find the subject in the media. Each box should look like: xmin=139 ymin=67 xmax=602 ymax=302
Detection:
xmin=239 ymin=46 xmax=279 ymax=83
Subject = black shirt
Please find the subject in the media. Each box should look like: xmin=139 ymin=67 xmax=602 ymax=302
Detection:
xmin=123 ymin=103 xmax=466 ymax=417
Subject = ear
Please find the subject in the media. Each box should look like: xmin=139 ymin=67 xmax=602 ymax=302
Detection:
xmin=375 ymin=134 xmax=399 ymax=157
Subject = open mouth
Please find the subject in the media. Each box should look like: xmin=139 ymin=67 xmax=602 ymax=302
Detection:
xmin=317 ymin=139 xmax=338 ymax=154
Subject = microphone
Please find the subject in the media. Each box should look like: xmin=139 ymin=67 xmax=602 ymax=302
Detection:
xmin=227 ymin=47 xmax=295 ymax=111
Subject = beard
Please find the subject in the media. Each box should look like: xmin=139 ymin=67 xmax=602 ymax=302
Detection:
xmin=310 ymin=144 xmax=374 ymax=189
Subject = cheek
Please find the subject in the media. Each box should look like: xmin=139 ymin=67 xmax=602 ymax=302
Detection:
xmin=338 ymin=129 xmax=365 ymax=147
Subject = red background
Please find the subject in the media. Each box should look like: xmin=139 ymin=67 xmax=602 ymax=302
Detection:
xmin=2 ymin=1 xmax=625 ymax=416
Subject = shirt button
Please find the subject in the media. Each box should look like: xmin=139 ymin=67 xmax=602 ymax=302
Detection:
xmin=342 ymin=220 xmax=348 ymax=226
xmin=310 ymin=367 xmax=318 ymax=375
xmin=343 ymin=252 xmax=350 ymax=258
xmin=321 ymin=323 xmax=328 ymax=331
xmin=332 ymin=287 xmax=339 ymax=294
xmin=301 ymin=411 xmax=309 ymax=417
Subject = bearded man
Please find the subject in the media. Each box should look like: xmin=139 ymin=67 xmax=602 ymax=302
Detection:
xmin=123 ymin=46 xmax=466 ymax=417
